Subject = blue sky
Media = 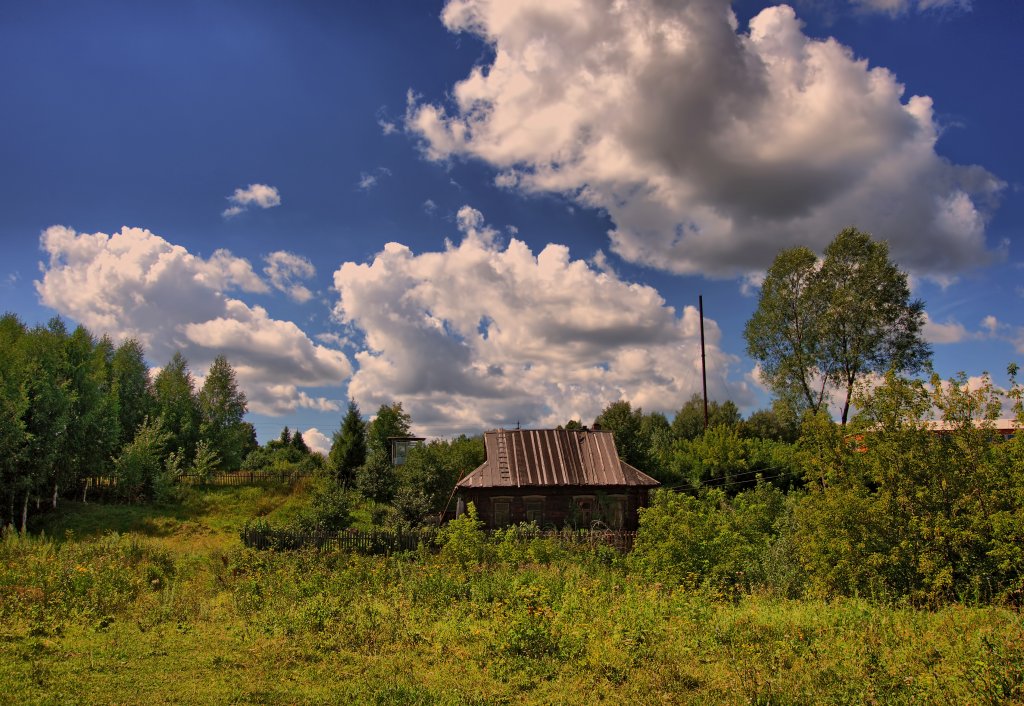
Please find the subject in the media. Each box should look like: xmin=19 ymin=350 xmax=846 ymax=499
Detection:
xmin=2 ymin=0 xmax=1021 ymax=451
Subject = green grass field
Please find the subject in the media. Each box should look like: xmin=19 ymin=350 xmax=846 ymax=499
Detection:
xmin=3 ymin=485 xmax=1023 ymax=705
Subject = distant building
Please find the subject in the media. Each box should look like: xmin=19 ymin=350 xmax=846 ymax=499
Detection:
xmin=456 ymin=428 xmax=659 ymax=530
xmin=919 ymin=418 xmax=1020 ymax=440
xmin=388 ymin=436 xmax=425 ymax=465
xmin=850 ymin=418 xmax=1021 ymax=452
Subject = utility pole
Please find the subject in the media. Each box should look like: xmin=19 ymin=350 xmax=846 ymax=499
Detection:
xmin=699 ymin=294 xmax=709 ymax=432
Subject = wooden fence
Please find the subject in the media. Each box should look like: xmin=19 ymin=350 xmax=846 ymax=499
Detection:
xmin=240 ymin=526 xmax=637 ymax=555
xmin=177 ymin=470 xmax=306 ymax=486
xmin=78 ymin=469 xmax=307 ymax=499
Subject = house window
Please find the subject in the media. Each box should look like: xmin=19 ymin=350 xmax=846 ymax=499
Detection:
xmin=524 ymin=496 xmax=545 ymax=525
xmin=393 ymin=441 xmax=410 ymax=465
xmin=573 ymin=496 xmax=595 ymax=529
xmin=603 ymin=496 xmax=626 ymax=529
xmin=492 ymin=497 xmax=512 ymax=527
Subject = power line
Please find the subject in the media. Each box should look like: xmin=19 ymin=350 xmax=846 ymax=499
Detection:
xmin=661 ymin=463 xmax=798 ymax=493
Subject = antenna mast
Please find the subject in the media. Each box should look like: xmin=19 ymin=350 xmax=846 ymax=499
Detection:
xmin=699 ymin=294 xmax=709 ymax=432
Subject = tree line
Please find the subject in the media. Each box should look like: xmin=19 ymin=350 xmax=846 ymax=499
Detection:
xmin=630 ymin=368 xmax=1024 ymax=605
xmin=0 ymin=314 xmax=256 ymax=530
xmin=316 ymin=400 xmax=485 ymax=529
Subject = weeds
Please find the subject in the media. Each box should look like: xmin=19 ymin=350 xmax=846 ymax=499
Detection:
xmin=4 ymin=488 xmax=1024 ymax=704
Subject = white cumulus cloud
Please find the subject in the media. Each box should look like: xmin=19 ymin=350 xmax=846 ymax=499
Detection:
xmin=407 ymin=0 xmax=1002 ymax=280
xmin=922 ymin=312 xmax=971 ymax=344
xmin=263 ymin=251 xmax=316 ymax=303
xmin=332 ymin=206 xmax=751 ymax=436
xmin=301 ymin=427 xmax=332 ymax=456
xmin=35 ymin=225 xmax=350 ymax=415
xmin=222 ymin=183 xmax=281 ymax=218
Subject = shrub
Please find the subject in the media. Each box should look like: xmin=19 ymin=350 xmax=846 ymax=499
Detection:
xmin=630 ymin=484 xmax=792 ymax=595
xmin=437 ymin=503 xmax=487 ymax=568
xmin=356 ymin=450 xmax=397 ymax=503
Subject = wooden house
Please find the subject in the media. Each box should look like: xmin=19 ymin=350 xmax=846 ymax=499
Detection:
xmin=455 ymin=428 xmax=659 ymax=530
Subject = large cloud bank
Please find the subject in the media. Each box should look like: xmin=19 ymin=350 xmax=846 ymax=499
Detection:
xmin=407 ymin=0 xmax=1002 ymax=278
xmin=333 ymin=207 xmax=750 ymax=436
xmin=36 ymin=226 xmax=350 ymax=415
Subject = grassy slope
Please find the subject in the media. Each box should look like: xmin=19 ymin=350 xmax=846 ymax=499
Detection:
xmin=3 ymin=487 xmax=1024 ymax=705
xmin=29 ymin=481 xmax=310 ymax=554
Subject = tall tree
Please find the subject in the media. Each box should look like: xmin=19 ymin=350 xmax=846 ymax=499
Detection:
xmin=739 ymin=399 xmax=800 ymax=443
xmin=290 ymin=430 xmax=309 ymax=455
xmin=367 ymin=402 xmax=412 ymax=455
xmin=16 ymin=321 xmax=72 ymax=530
xmin=59 ymin=326 xmax=119 ymax=507
xmin=198 ymin=355 xmax=248 ymax=470
xmin=814 ymin=228 xmax=930 ymax=424
xmin=745 ymin=227 xmax=930 ymax=425
xmin=671 ymin=394 xmax=742 ymax=441
xmin=274 ymin=426 xmax=292 ymax=448
xmin=744 ymin=245 xmax=826 ymax=416
xmin=111 ymin=338 xmax=152 ymax=445
xmin=0 ymin=314 xmax=30 ymax=527
xmin=153 ymin=352 xmax=201 ymax=462
xmin=594 ymin=400 xmax=650 ymax=473
xmin=329 ymin=400 xmax=367 ymax=484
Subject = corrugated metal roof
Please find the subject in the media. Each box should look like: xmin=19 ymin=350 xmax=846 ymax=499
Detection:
xmin=457 ymin=429 xmax=660 ymax=489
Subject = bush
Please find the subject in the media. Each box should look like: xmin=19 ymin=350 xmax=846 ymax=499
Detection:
xmin=630 ymin=484 xmax=793 ymax=595
xmin=298 ymin=473 xmax=352 ymax=532
xmin=356 ymin=450 xmax=397 ymax=504
xmin=112 ymin=417 xmax=169 ymax=502
xmin=437 ymin=503 xmax=488 ymax=568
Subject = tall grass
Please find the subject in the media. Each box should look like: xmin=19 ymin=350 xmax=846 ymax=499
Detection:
xmin=3 ymin=516 xmax=1023 ymax=704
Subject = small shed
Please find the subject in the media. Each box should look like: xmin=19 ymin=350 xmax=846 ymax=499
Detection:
xmin=388 ymin=436 xmax=425 ymax=466
xmin=456 ymin=428 xmax=659 ymax=530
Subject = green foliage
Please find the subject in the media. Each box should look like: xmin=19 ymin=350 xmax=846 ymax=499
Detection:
xmin=394 ymin=435 xmax=485 ymax=522
xmin=198 ymin=355 xmax=248 ymax=470
xmin=111 ymin=338 xmax=152 ymax=445
xmin=356 ymin=449 xmax=398 ymax=504
xmin=437 ymin=502 xmax=487 ymax=568
xmin=243 ymin=440 xmax=317 ymax=473
xmin=1 ymin=315 xmax=263 ymax=525
xmin=152 ymin=352 xmax=201 ymax=464
xmin=276 ymin=426 xmax=292 ymax=447
xmin=739 ymin=399 xmax=801 ymax=443
xmin=290 ymin=430 xmax=309 ymax=454
xmin=367 ymin=401 xmax=412 ymax=455
xmin=189 ymin=438 xmax=222 ymax=482
xmin=631 ymin=485 xmax=798 ymax=595
xmin=668 ymin=425 xmax=802 ymax=494
xmin=6 ymin=487 xmax=1024 ymax=704
xmin=793 ymin=370 xmax=1024 ymax=604
xmin=745 ymin=227 xmax=930 ymax=424
xmin=671 ymin=394 xmax=742 ymax=441
xmin=295 ymin=472 xmax=352 ymax=532
xmin=112 ymin=416 xmax=170 ymax=502
xmin=329 ymin=400 xmax=367 ymax=484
